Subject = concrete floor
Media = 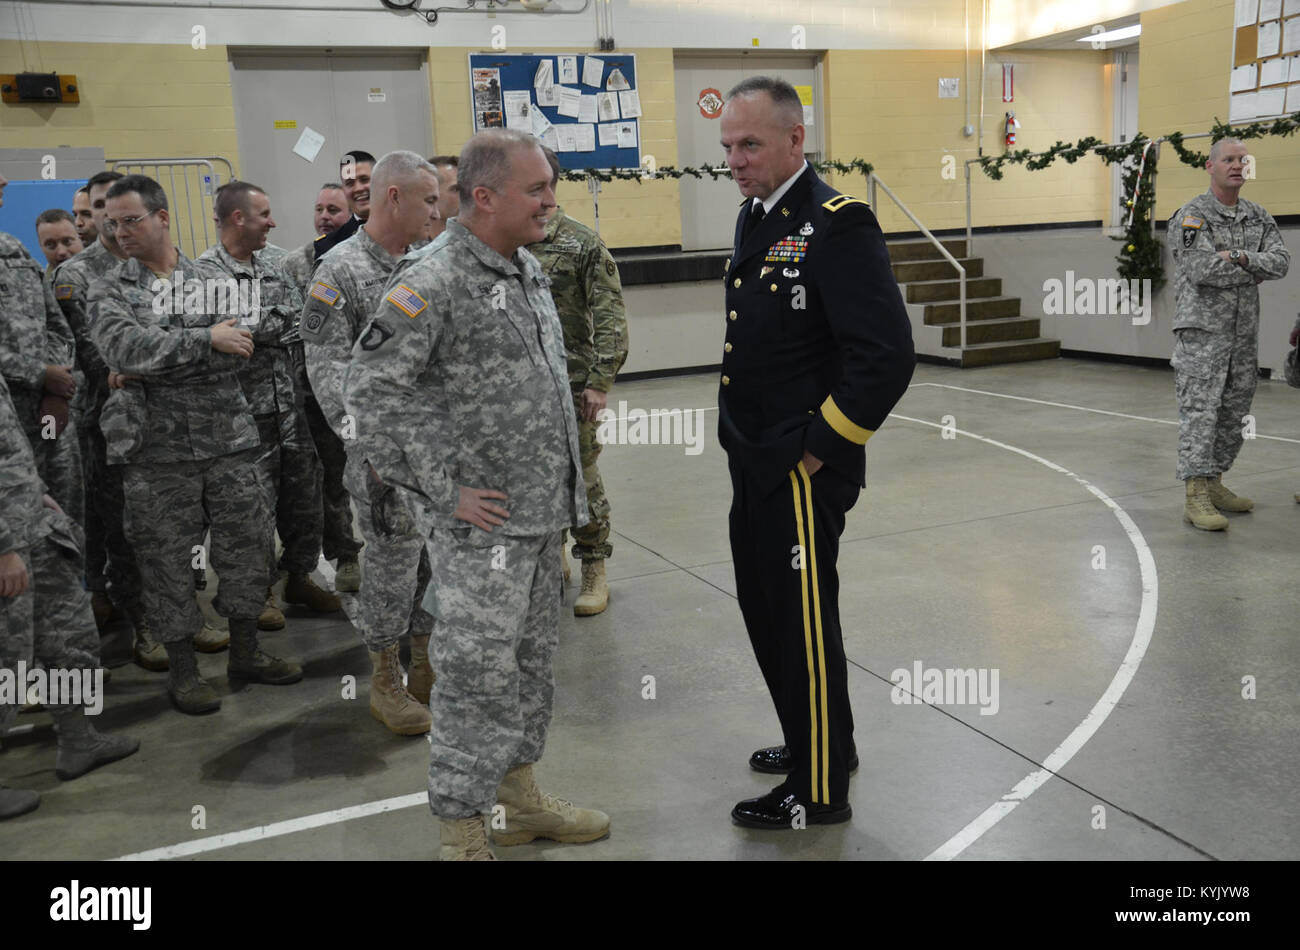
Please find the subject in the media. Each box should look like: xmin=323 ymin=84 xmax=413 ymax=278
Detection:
xmin=3 ymin=357 xmax=1298 ymax=861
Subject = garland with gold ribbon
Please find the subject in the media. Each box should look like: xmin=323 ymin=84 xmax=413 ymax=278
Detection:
xmin=557 ymin=157 xmax=874 ymax=183
xmin=974 ymin=111 xmax=1300 ymax=287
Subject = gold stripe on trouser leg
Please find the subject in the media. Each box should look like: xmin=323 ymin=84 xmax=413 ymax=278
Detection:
xmin=790 ymin=468 xmax=819 ymax=803
xmin=798 ymin=463 xmax=830 ymax=805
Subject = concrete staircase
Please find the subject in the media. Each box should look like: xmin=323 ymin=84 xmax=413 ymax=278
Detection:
xmin=888 ymin=238 xmax=1060 ymax=368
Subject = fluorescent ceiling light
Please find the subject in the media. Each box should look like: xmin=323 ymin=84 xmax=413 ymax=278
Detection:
xmin=1077 ymin=25 xmax=1142 ymax=44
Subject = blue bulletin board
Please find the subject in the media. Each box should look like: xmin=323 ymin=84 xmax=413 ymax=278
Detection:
xmin=467 ymin=52 xmax=641 ymax=171
xmin=0 ymin=179 xmax=87 ymax=262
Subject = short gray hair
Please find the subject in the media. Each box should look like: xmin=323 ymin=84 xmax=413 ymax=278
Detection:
xmin=371 ymin=150 xmax=438 ymax=195
xmin=456 ymin=129 xmax=542 ymax=204
xmin=1208 ymin=137 xmax=1245 ymax=161
xmin=725 ymin=75 xmax=804 ymax=129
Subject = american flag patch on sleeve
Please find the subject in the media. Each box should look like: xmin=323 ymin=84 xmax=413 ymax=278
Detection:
xmin=309 ymin=281 xmax=340 ymax=306
xmin=386 ymin=283 xmax=427 ymax=319
xmin=54 ymin=284 xmax=75 ymax=300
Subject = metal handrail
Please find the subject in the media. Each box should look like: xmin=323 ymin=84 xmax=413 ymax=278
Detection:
xmin=870 ymin=172 xmax=968 ymax=349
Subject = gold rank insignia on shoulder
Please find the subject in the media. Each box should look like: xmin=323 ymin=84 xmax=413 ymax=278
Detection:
xmin=823 ymin=194 xmax=870 ymax=212
xmin=54 ymin=284 xmax=75 ymax=300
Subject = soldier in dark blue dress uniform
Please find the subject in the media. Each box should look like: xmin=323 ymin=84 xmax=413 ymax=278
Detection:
xmin=718 ymin=77 xmax=915 ymax=829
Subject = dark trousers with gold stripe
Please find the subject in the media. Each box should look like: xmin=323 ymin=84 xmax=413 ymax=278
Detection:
xmin=729 ymin=458 xmax=859 ymax=805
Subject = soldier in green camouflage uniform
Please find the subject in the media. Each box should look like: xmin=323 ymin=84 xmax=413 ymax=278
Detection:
xmin=526 ymin=148 xmax=629 ymax=617
xmin=301 ymin=150 xmax=440 ymax=736
xmin=345 ymin=131 xmax=608 ymax=860
xmin=0 ymin=223 xmax=83 ymax=531
xmin=201 ymin=182 xmax=338 ymax=624
xmin=88 ymin=174 xmax=302 ymax=715
xmin=1168 ymin=137 xmax=1290 ymax=530
xmin=1 ymin=374 xmax=140 ymax=820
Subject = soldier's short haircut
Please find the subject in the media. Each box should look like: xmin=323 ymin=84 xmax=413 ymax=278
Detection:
xmin=725 ymin=75 xmax=804 ymax=129
xmin=36 ymin=208 xmax=76 ymax=229
xmin=106 ymin=174 xmax=169 ymax=213
xmin=429 ymin=154 xmax=459 ymax=169
xmin=456 ymin=129 xmax=542 ymax=204
xmin=76 ymin=185 xmax=90 ymax=195
xmin=341 ymin=150 xmax=376 ymax=169
xmin=370 ymin=150 xmax=438 ymax=196
xmin=540 ymin=145 xmax=562 ymax=187
xmin=213 ymin=180 xmax=267 ymax=223
xmin=1208 ymin=137 xmax=1245 ymax=161
xmin=87 ymin=170 xmax=125 ymax=192
xmin=319 ymin=182 xmax=345 ymax=192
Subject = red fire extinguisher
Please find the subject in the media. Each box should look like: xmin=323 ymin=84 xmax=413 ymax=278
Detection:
xmin=1004 ymin=111 xmax=1020 ymax=149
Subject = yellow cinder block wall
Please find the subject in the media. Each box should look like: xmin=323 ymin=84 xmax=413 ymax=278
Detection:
xmin=1140 ymin=0 xmax=1300 ymax=220
xmin=0 ymin=40 xmax=240 ymax=256
xmin=428 ymin=46 xmax=680 ymax=250
xmin=824 ymin=48 xmax=1112 ymax=234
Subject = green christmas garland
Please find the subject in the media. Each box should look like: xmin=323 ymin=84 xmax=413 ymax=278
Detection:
xmin=556 ymin=157 xmax=874 ymax=183
xmin=975 ymin=111 xmax=1300 ymax=286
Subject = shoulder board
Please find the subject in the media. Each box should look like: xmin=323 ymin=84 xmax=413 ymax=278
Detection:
xmin=314 ymin=232 xmax=329 ymax=242
xmin=823 ymin=194 xmax=870 ymax=213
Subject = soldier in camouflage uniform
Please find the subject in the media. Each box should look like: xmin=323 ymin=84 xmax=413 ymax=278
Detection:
xmin=201 ymin=182 xmax=339 ymax=629
xmin=345 ymin=130 xmax=609 ymax=860
xmin=51 ymin=171 xmax=157 ymax=654
xmin=1 ymin=374 xmax=140 ymax=820
xmin=1169 ymin=137 xmax=1290 ymax=530
xmin=301 ymin=151 xmax=440 ymax=736
xmin=0 ymin=174 xmax=83 ymax=533
xmin=276 ymin=183 xmax=352 ymax=296
xmin=88 ymin=174 xmax=303 ymax=715
xmin=527 ymin=147 xmax=629 ymax=617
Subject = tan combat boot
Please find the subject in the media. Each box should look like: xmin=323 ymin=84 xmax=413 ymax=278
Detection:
xmin=258 ymin=587 xmax=285 ymax=630
xmin=574 ymin=560 xmax=609 ymax=616
xmin=561 ymin=548 xmax=571 ymax=586
xmin=493 ymin=763 xmax=610 ymax=846
xmin=440 ymin=814 xmax=496 ymax=861
xmin=128 ymin=605 xmax=168 ymax=671
xmin=284 ymin=572 xmax=341 ymax=612
xmin=1184 ymin=477 xmax=1228 ymax=531
xmin=194 ymin=599 xmax=229 ymax=653
xmin=1206 ymin=475 xmax=1254 ymax=512
xmin=407 ymin=634 xmax=435 ymax=706
xmin=368 ymin=644 xmax=431 ymax=735
xmin=335 ymin=557 xmax=361 ymax=593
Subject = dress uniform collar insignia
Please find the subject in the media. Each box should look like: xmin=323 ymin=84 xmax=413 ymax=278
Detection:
xmin=780 ymin=207 xmax=791 ymax=217
xmin=800 ymin=222 xmax=814 ymax=236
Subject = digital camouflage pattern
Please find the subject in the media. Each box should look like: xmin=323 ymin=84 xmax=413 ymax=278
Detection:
xmin=1168 ymin=190 xmax=1290 ymax=480
xmin=302 ymin=226 xmax=429 ymax=649
xmin=343 ymin=217 xmax=586 ymax=819
xmin=0 ymin=231 xmax=83 ymax=527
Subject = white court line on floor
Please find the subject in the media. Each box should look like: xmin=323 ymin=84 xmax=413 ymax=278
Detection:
xmin=109 ymin=385 xmax=1160 ymax=861
xmin=911 ymin=382 xmax=1300 ymax=444
xmin=886 ymin=412 xmax=1160 ymax=861
xmin=114 ymin=793 xmax=427 ymax=861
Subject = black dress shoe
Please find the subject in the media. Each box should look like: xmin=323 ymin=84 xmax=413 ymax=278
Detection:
xmin=748 ymin=745 xmax=859 ymax=775
xmin=731 ymin=787 xmax=851 ymax=829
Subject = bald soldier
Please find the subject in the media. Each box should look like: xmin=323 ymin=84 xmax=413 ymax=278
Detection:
xmin=345 ymin=129 xmax=608 ymax=860
xmin=301 ymin=150 xmax=440 ymax=736
xmin=1169 ymin=136 xmax=1290 ymax=530
xmin=526 ymin=147 xmax=629 ymax=617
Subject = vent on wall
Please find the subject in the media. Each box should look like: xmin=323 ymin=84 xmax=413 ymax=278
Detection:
xmin=0 ymin=73 xmax=80 ymax=104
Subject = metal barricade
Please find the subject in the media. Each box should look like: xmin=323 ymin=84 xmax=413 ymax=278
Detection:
xmin=107 ymin=157 xmax=235 ymax=259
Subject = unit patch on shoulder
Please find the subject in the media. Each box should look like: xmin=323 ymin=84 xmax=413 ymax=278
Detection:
xmin=359 ymin=318 xmax=395 ymax=351
xmin=1181 ymin=215 xmax=1204 ymax=249
xmin=605 ymin=259 xmax=616 ymax=277
xmin=309 ymin=281 xmax=341 ymax=307
xmin=54 ymin=284 xmax=75 ymax=300
xmin=386 ymin=283 xmax=427 ymax=319
xmin=823 ymin=194 xmax=870 ymax=213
